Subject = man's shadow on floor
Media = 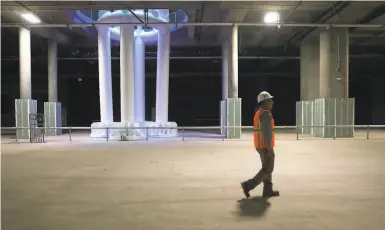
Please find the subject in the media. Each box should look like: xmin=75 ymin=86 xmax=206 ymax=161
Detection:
xmin=235 ymin=196 xmax=271 ymax=218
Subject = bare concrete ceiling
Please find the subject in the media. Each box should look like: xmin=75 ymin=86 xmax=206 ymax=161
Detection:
xmin=1 ymin=1 xmax=385 ymax=48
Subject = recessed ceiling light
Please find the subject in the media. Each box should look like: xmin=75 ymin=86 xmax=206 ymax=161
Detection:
xmin=20 ymin=12 xmax=41 ymax=24
xmin=264 ymin=12 xmax=280 ymax=24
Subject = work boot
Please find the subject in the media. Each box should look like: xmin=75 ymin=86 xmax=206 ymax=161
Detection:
xmin=262 ymin=182 xmax=280 ymax=198
xmin=240 ymin=182 xmax=250 ymax=198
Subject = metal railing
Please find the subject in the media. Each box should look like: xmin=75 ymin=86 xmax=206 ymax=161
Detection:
xmin=1 ymin=125 xmax=385 ymax=143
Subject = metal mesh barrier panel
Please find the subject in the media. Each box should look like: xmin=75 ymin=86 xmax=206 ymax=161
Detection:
xmin=15 ymin=99 xmax=37 ymax=139
xmin=44 ymin=102 xmax=62 ymax=136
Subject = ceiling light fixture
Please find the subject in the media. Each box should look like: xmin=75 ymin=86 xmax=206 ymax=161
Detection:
xmin=264 ymin=11 xmax=280 ymax=24
xmin=20 ymin=12 xmax=41 ymax=24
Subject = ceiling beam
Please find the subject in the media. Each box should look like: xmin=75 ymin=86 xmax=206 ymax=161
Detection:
xmin=354 ymin=3 xmax=385 ymax=25
xmin=350 ymin=3 xmax=385 ymax=45
xmin=286 ymin=1 xmax=351 ymax=46
xmin=3 ymin=1 xmax=70 ymax=44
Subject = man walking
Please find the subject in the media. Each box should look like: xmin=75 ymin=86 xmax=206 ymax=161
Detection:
xmin=241 ymin=91 xmax=280 ymax=198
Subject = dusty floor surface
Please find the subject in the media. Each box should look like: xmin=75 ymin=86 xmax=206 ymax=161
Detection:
xmin=2 ymin=134 xmax=385 ymax=230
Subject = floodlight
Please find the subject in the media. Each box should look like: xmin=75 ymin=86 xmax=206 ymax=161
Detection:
xmin=21 ymin=13 xmax=41 ymax=24
xmin=264 ymin=12 xmax=280 ymax=24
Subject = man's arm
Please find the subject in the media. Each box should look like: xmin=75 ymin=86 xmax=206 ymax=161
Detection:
xmin=260 ymin=111 xmax=273 ymax=150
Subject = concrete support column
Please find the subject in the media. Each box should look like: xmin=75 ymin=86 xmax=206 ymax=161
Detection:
xmin=228 ymin=40 xmax=233 ymax=98
xmin=19 ymin=27 xmax=32 ymax=99
xmin=134 ymin=30 xmax=146 ymax=123
xmin=320 ymin=30 xmax=332 ymax=98
xmin=300 ymin=28 xmax=349 ymax=100
xmin=48 ymin=39 xmax=58 ymax=102
xmin=230 ymin=25 xmax=239 ymax=98
xmin=299 ymin=29 xmax=351 ymax=138
xmin=97 ymin=26 xmax=113 ymax=124
xmin=155 ymin=27 xmax=170 ymax=123
xmin=300 ymin=36 xmax=320 ymax=101
xmin=221 ymin=38 xmax=229 ymax=101
xmin=329 ymin=28 xmax=349 ymax=98
xmin=45 ymin=39 xmax=62 ymax=136
xmin=120 ymin=25 xmax=135 ymax=124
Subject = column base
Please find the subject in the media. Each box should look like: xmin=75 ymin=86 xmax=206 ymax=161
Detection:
xmin=149 ymin=121 xmax=178 ymax=137
xmin=296 ymin=98 xmax=355 ymax=138
xmin=90 ymin=122 xmax=145 ymax=140
xmin=314 ymin=98 xmax=355 ymax=138
xmin=220 ymin=101 xmax=227 ymax=135
xmin=15 ymin=99 xmax=37 ymax=140
xmin=296 ymin=101 xmax=314 ymax=135
xmin=220 ymin=98 xmax=242 ymax=139
xmin=90 ymin=121 xmax=179 ymax=140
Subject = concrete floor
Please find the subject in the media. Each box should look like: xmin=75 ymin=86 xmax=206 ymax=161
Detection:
xmin=2 ymin=133 xmax=385 ymax=230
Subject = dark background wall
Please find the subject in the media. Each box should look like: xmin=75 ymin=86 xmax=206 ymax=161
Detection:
xmin=1 ymin=68 xmax=383 ymax=127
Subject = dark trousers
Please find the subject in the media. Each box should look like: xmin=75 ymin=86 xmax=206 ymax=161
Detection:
xmin=245 ymin=148 xmax=275 ymax=190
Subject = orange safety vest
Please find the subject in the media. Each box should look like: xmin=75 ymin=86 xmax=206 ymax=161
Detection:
xmin=253 ymin=108 xmax=275 ymax=148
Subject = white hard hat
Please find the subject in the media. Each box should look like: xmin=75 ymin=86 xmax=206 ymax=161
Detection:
xmin=257 ymin=91 xmax=274 ymax=103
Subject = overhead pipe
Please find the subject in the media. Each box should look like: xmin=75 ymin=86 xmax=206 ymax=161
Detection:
xmin=2 ymin=54 xmax=384 ymax=61
xmin=1 ymin=72 xmax=298 ymax=80
xmin=351 ymin=3 xmax=385 ymax=31
xmin=1 ymin=22 xmax=383 ymax=28
xmin=2 ymin=56 xmax=299 ymax=60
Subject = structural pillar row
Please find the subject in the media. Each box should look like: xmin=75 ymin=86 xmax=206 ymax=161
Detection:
xmin=134 ymin=28 xmax=146 ymax=123
xmin=155 ymin=26 xmax=170 ymax=123
xmin=120 ymin=25 xmax=135 ymax=124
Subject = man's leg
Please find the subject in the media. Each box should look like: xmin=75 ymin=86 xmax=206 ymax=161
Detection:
xmin=261 ymin=152 xmax=279 ymax=197
xmin=241 ymin=149 xmax=273 ymax=198
xmin=261 ymin=151 xmax=273 ymax=185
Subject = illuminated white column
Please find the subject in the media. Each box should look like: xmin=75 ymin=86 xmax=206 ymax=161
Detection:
xmin=230 ymin=25 xmax=238 ymax=98
xmin=48 ymin=39 xmax=58 ymax=102
xmin=19 ymin=27 xmax=32 ymax=99
xmin=120 ymin=25 xmax=135 ymax=124
xmin=134 ymin=30 xmax=146 ymax=123
xmin=155 ymin=27 xmax=170 ymax=123
xmin=97 ymin=26 xmax=113 ymax=123
xmin=221 ymin=38 xmax=229 ymax=100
